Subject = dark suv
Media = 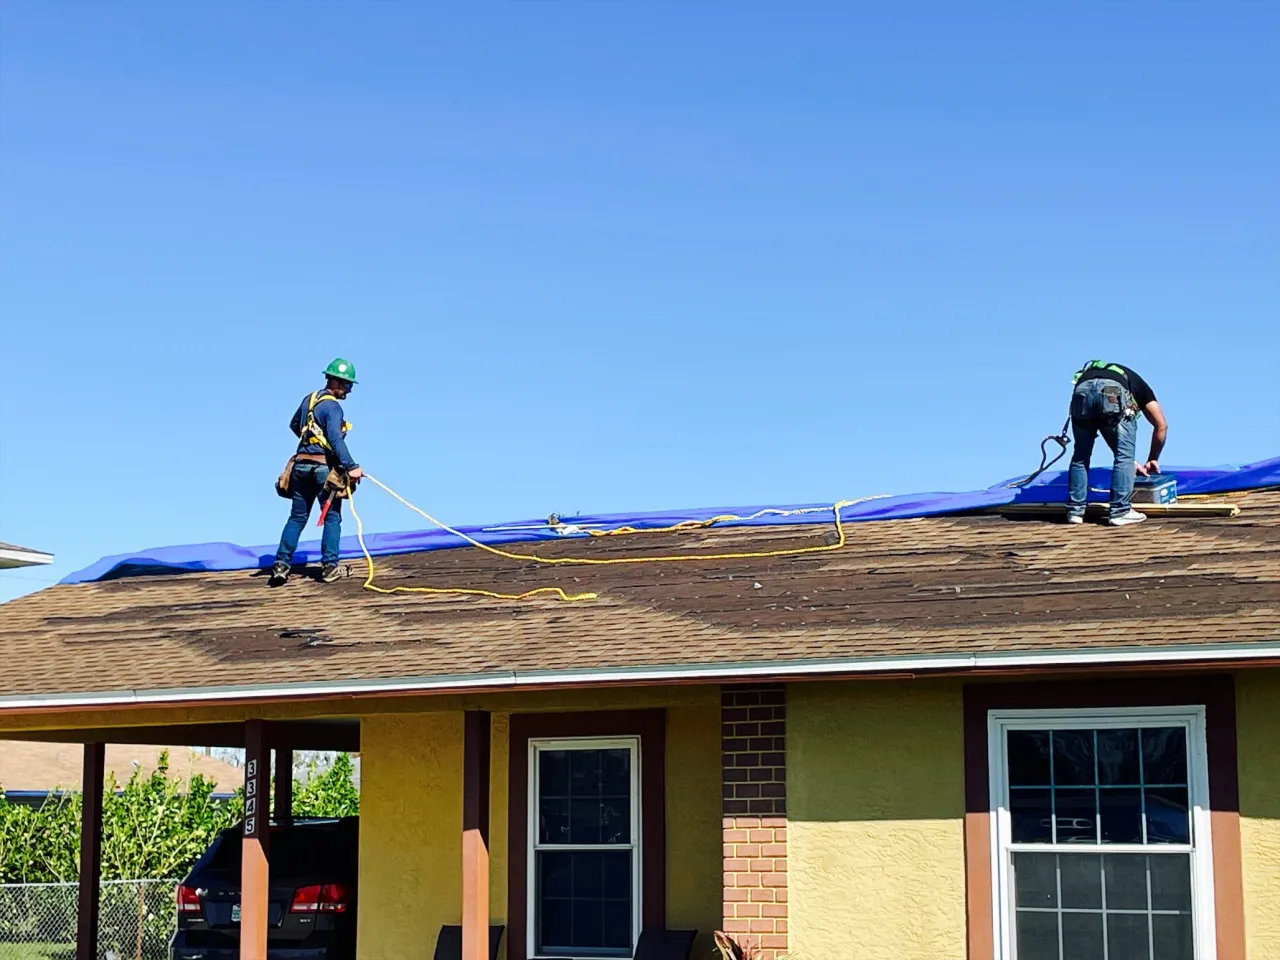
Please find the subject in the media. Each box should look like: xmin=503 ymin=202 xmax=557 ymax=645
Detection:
xmin=170 ymin=817 xmax=358 ymax=960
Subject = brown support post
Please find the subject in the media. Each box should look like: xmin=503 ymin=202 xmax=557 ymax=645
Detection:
xmin=274 ymin=747 xmax=294 ymax=824
xmin=462 ymin=711 xmax=491 ymax=960
xmin=242 ymin=720 xmax=271 ymax=960
xmin=76 ymin=743 xmax=105 ymax=960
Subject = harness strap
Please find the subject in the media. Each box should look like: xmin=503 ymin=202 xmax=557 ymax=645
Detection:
xmin=300 ymin=391 xmax=352 ymax=451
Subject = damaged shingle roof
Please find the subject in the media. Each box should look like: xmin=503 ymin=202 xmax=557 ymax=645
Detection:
xmin=2 ymin=491 xmax=1279 ymax=704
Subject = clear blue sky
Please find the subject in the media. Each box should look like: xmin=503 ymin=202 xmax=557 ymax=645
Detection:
xmin=3 ymin=2 xmax=1278 ymax=602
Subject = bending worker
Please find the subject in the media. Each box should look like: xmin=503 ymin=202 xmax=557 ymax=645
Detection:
xmin=270 ymin=359 xmax=364 ymax=585
xmin=1067 ymin=360 xmax=1168 ymax=527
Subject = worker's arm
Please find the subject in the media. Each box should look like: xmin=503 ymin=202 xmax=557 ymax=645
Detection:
xmin=289 ymin=403 xmax=303 ymax=438
xmin=1137 ymin=400 xmax=1167 ymax=475
xmin=316 ymin=401 xmax=360 ymax=473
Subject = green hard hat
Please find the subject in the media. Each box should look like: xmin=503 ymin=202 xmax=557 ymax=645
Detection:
xmin=323 ymin=358 xmax=358 ymax=383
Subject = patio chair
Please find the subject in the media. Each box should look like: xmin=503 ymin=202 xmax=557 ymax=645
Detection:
xmin=433 ymin=923 xmax=505 ymax=960
xmin=633 ymin=927 xmax=698 ymax=960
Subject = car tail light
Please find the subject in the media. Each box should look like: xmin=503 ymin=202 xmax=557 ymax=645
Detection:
xmin=176 ymin=885 xmax=202 ymax=915
xmin=290 ymin=884 xmax=349 ymax=914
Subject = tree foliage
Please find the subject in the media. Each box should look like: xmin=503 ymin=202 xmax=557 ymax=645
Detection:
xmin=0 ymin=752 xmax=360 ymax=882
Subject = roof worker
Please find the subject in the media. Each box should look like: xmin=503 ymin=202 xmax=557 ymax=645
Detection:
xmin=1067 ymin=361 xmax=1168 ymax=527
xmin=269 ymin=359 xmax=364 ymax=585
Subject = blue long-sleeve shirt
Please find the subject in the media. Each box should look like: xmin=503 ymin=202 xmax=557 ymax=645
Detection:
xmin=290 ymin=392 xmax=358 ymax=471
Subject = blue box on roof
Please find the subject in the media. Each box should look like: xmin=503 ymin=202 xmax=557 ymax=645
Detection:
xmin=1132 ymin=474 xmax=1177 ymax=504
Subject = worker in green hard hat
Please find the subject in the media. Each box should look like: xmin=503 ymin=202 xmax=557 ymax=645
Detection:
xmin=270 ymin=359 xmax=364 ymax=585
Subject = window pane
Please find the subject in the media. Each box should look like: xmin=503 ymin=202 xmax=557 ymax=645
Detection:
xmin=1013 ymin=853 xmax=1058 ymax=909
xmin=1011 ymin=789 xmax=1053 ymax=843
xmin=1061 ymin=911 xmax=1103 ymax=960
xmin=541 ymin=751 xmax=571 ymax=796
xmin=1053 ymin=730 xmax=1096 ymax=786
xmin=1152 ymin=913 xmax=1194 ymax=960
xmin=540 ymin=898 xmax=572 ymax=952
xmin=1149 ymin=856 xmax=1192 ymax=913
xmin=571 ymin=751 xmax=604 ymax=794
xmin=1104 ymin=854 xmax=1149 ymax=911
xmin=602 ymin=749 xmax=630 ymax=795
xmin=573 ymin=902 xmax=604 ymax=950
xmin=602 ymin=900 xmax=632 ymax=950
xmin=1097 ymin=728 xmax=1141 ymax=785
xmin=540 ymin=798 xmax=570 ymax=844
xmin=601 ymin=796 xmax=631 ymax=845
xmin=1008 ymin=730 xmax=1052 ymax=785
xmin=1059 ymin=853 xmax=1102 ymax=910
xmin=1055 ymin=788 xmax=1097 ymax=843
xmin=571 ymin=798 xmax=603 ymax=844
xmin=541 ymin=851 xmax=573 ymax=898
xmin=1142 ymin=728 xmax=1187 ymax=785
xmin=1100 ymin=788 xmax=1143 ymax=844
xmin=1015 ymin=910 xmax=1058 ymax=960
xmin=1107 ymin=913 xmax=1151 ymax=960
xmin=1145 ymin=788 xmax=1190 ymax=845
xmin=537 ymin=850 xmax=633 ymax=957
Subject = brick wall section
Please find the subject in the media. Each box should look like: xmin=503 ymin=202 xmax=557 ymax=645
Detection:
xmin=722 ymin=684 xmax=787 ymax=959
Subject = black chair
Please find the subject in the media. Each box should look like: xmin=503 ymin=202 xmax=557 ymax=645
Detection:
xmin=433 ymin=924 xmax=505 ymax=960
xmin=633 ymin=928 xmax=698 ymax=960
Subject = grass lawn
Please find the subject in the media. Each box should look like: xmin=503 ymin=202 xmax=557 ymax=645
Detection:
xmin=0 ymin=944 xmax=74 ymax=960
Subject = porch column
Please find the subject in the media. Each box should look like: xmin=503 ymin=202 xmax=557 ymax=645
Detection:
xmin=462 ymin=711 xmax=491 ymax=960
xmin=76 ymin=743 xmax=105 ymax=960
xmin=242 ymin=720 xmax=271 ymax=960
xmin=274 ymin=747 xmax=294 ymax=824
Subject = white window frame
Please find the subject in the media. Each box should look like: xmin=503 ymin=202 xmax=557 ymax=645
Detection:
xmin=527 ymin=736 xmax=642 ymax=960
xmin=987 ymin=706 xmax=1217 ymax=960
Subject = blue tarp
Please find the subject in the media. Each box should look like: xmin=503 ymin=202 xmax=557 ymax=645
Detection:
xmin=61 ymin=454 xmax=1280 ymax=585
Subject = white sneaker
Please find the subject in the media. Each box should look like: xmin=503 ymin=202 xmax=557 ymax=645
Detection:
xmin=1109 ymin=509 xmax=1148 ymax=527
xmin=1066 ymin=514 xmax=1085 ymax=525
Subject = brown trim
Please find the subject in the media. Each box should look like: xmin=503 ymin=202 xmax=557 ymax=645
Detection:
xmin=507 ymin=710 xmax=666 ymax=960
xmin=76 ymin=743 xmax=104 ymax=960
xmin=463 ymin=711 xmax=492 ymax=960
xmin=241 ymin=720 xmax=271 ymax=960
xmin=5 ymin=720 xmax=360 ymax=751
xmin=962 ymin=676 xmax=1243 ymax=960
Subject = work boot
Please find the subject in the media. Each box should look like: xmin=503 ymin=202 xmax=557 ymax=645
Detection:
xmin=1108 ymin=509 xmax=1148 ymax=527
xmin=320 ymin=563 xmax=344 ymax=583
xmin=268 ymin=562 xmax=290 ymax=586
xmin=1066 ymin=514 xmax=1085 ymax=525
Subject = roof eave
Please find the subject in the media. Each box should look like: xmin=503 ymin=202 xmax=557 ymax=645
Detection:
xmin=0 ymin=547 xmax=54 ymax=569
xmin=2 ymin=640 xmax=1278 ymax=716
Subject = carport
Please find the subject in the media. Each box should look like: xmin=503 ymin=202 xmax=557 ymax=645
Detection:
xmin=8 ymin=718 xmax=362 ymax=960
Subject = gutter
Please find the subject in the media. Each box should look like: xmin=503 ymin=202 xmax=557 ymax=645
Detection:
xmin=0 ymin=546 xmax=54 ymax=569
xmin=2 ymin=640 xmax=1280 ymax=714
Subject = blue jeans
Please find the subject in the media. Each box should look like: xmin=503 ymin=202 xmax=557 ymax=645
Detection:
xmin=275 ymin=462 xmax=342 ymax=565
xmin=1068 ymin=379 xmax=1138 ymax=520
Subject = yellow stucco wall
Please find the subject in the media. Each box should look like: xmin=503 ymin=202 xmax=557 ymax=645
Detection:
xmin=788 ymin=679 xmax=967 ymax=960
xmin=355 ymin=686 xmax=722 ymax=960
xmin=1235 ymin=669 xmax=1280 ymax=959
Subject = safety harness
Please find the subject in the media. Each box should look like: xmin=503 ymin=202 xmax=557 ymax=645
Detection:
xmin=299 ymin=391 xmax=352 ymax=452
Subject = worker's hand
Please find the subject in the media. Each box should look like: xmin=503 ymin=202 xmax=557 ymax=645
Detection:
xmin=1136 ymin=460 xmax=1160 ymax=477
xmin=347 ymin=467 xmax=364 ymax=483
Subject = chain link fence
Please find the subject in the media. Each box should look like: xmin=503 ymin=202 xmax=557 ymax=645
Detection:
xmin=0 ymin=880 xmax=177 ymax=960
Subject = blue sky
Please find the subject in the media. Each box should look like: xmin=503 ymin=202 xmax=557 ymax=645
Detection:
xmin=2 ymin=2 xmax=1277 ymax=601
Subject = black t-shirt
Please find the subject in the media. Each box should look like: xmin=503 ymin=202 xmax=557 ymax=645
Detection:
xmin=1077 ymin=363 xmax=1157 ymax=408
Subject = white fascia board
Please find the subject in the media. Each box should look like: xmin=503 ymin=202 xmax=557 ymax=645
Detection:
xmin=1 ymin=640 xmax=1279 ymax=715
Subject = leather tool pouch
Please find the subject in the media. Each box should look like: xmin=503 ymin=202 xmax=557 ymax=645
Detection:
xmin=275 ymin=456 xmax=297 ymax=499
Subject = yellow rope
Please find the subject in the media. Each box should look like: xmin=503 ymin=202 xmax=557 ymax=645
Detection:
xmin=344 ymin=474 xmax=890 ymax=602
